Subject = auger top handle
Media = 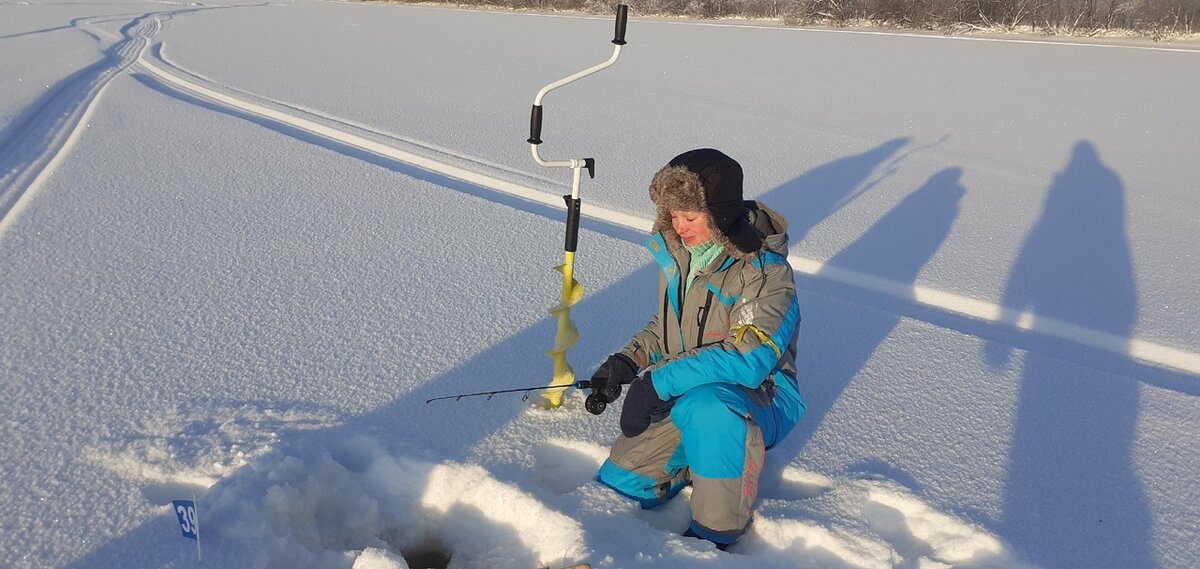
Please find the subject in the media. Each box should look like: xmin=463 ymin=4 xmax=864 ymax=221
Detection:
xmin=528 ymin=4 xmax=628 ymax=172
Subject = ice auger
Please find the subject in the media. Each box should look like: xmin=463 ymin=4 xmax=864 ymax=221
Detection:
xmin=527 ymin=4 xmax=629 ymax=408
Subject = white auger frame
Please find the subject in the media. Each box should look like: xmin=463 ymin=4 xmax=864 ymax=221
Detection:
xmin=527 ymin=4 xmax=629 ymax=408
xmin=528 ymin=4 xmax=628 ymax=173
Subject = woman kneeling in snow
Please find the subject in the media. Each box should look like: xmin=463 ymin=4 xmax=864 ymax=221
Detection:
xmin=589 ymin=148 xmax=807 ymax=549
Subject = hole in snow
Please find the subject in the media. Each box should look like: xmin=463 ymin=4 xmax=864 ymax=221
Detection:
xmin=209 ymin=437 xmax=588 ymax=569
xmin=396 ymin=545 xmax=451 ymax=569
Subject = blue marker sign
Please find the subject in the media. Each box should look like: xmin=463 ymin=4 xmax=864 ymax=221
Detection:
xmin=172 ymin=499 xmax=199 ymax=540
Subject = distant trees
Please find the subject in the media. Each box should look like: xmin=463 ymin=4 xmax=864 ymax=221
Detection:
xmin=389 ymin=0 xmax=1198 ymax=38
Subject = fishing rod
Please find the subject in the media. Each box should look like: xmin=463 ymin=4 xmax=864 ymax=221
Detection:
xmin=426 ymin=380 xmax=620 ymax=415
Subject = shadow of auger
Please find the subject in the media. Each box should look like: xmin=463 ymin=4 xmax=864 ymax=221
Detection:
xmin=758 ymin=137 xmax=911 ymax=243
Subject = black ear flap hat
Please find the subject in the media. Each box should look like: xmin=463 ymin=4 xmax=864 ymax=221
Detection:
xmin=648 ymin=148 xmax=763 ymax=258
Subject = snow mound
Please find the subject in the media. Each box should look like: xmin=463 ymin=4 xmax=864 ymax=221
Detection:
xmin=85 ymin=399 xmax=1037 ymax=569
xmin=864 ymin=483 xmax=1007 ymax=566
xmin=738 ymin=467 xmax=1041 ymax=569
xmin=208 ymin=435 xmax=587 ymax=569
xmin=352 ymin=547 xmax=410 ymax=569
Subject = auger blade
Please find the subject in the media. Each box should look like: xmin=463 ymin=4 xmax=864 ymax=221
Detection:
xmin=543 ymin=259 xmax=584 ymax=408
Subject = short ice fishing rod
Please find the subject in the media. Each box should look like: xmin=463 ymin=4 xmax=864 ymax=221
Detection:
xmin=529 ymin=4 xmax=629 ymax=410
xmin=426 ymin=380 xmax=619 ymax=415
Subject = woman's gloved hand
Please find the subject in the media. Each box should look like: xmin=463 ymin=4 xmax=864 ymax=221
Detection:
xmin=620 ymin=373 xmax=664 ymax=438
xmin=589 ymin=353 xmax=638 ymax=404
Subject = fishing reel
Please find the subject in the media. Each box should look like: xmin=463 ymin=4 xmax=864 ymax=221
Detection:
xmin=583 ymin=383 xmax=619 ymax=415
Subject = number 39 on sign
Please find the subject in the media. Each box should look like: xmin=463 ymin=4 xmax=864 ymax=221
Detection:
xmin=171 ymin=499 xmax=199 ymax=540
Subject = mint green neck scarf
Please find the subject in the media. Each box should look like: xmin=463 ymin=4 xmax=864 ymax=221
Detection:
xmin=684 ymin=239 xmax=724 ymax=293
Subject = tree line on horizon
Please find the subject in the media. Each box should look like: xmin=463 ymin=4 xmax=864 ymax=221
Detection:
xmin=391 ymin=0 xmax=1198 ymax=38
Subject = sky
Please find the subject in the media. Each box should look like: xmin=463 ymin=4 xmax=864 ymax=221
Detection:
xmin=1 ymin=2 xmax=1198 ymax=568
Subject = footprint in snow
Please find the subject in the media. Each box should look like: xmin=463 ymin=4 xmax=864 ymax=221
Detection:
xmin=532 ymin=438 xmax=607 ymax=495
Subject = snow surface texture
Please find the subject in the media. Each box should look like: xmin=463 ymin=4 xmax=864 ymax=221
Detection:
xmin=1 ymin=2 xmax=1198 ymax=568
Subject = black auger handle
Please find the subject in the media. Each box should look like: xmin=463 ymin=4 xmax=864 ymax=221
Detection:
xmin=528 ymin=104 xmax=544 ymax=145
xmin=613 ymin=4 xmax=628 ymax=45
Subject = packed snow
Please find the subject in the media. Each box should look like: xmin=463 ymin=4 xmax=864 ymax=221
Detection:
xmin=1 ymin=2 xmax=1198 ymax=568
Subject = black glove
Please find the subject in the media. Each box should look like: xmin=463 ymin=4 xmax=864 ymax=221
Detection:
xmin=620 ymin=372 xmax=664 ymax=438
xmin=590 ymin=353 xmax=638 ymax=404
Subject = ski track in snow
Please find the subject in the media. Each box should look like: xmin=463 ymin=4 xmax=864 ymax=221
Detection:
xmin=0 ymin=9 xmax=174 ymax=235
xmin=0 ymin=2 xmax=262 ymax=235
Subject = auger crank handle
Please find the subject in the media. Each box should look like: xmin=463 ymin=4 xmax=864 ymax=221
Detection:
xmin=527 ymin=4 xmax=628 ymax=150
xmin=613 ymin=4 xmax=628 ymax=45
xmin=528 ymin=104 xmax=543 ymax=145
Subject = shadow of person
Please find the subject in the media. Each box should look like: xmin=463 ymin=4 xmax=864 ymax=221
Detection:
xmin=769 ymin=168 xmax=966 ymax=463
xmin=764 ymin=137 xmax=910 ymax=243
xmin=987 ymin=141 xmax=1153 ymax=569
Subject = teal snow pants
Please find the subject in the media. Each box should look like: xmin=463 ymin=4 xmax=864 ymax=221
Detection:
xmin=596 ymin=377 xmax=806 ymax=545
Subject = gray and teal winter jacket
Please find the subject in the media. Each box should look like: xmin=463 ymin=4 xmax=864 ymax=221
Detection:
xmin=620 ymin=202 xmax=801 ymax=405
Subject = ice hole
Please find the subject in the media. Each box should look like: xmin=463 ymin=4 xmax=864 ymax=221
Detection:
xmin=397 ymin=544 xmax=451 ymax=569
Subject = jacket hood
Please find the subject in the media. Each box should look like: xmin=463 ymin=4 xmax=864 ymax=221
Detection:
xmin=748 ymin=202 xmax=790 ymax=256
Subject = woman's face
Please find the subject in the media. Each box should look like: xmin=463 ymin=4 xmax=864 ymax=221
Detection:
xmin=671 ymin=210 xmax=713 ymax=247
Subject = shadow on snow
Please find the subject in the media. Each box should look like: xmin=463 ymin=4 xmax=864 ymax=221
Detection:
xmin=988 ymin=141 xmax=1155 ymax=569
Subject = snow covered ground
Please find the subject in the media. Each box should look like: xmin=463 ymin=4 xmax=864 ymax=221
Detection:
xmin=2 ymin=1 xmax=1198 ymax=568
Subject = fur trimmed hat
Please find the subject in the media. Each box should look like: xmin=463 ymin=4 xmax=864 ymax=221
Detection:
xmin=649 ymin=148 xmax=763 ymax=258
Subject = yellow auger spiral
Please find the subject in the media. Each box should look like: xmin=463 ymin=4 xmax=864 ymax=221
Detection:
xmin=543 ymin=253 xmax=584 ymax=407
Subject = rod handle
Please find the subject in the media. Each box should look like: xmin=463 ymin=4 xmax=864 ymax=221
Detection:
xmin=613 ymin=4 xmax=628 ymax=45
xmin=528 ymin=104 xmax=544 ymax=145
